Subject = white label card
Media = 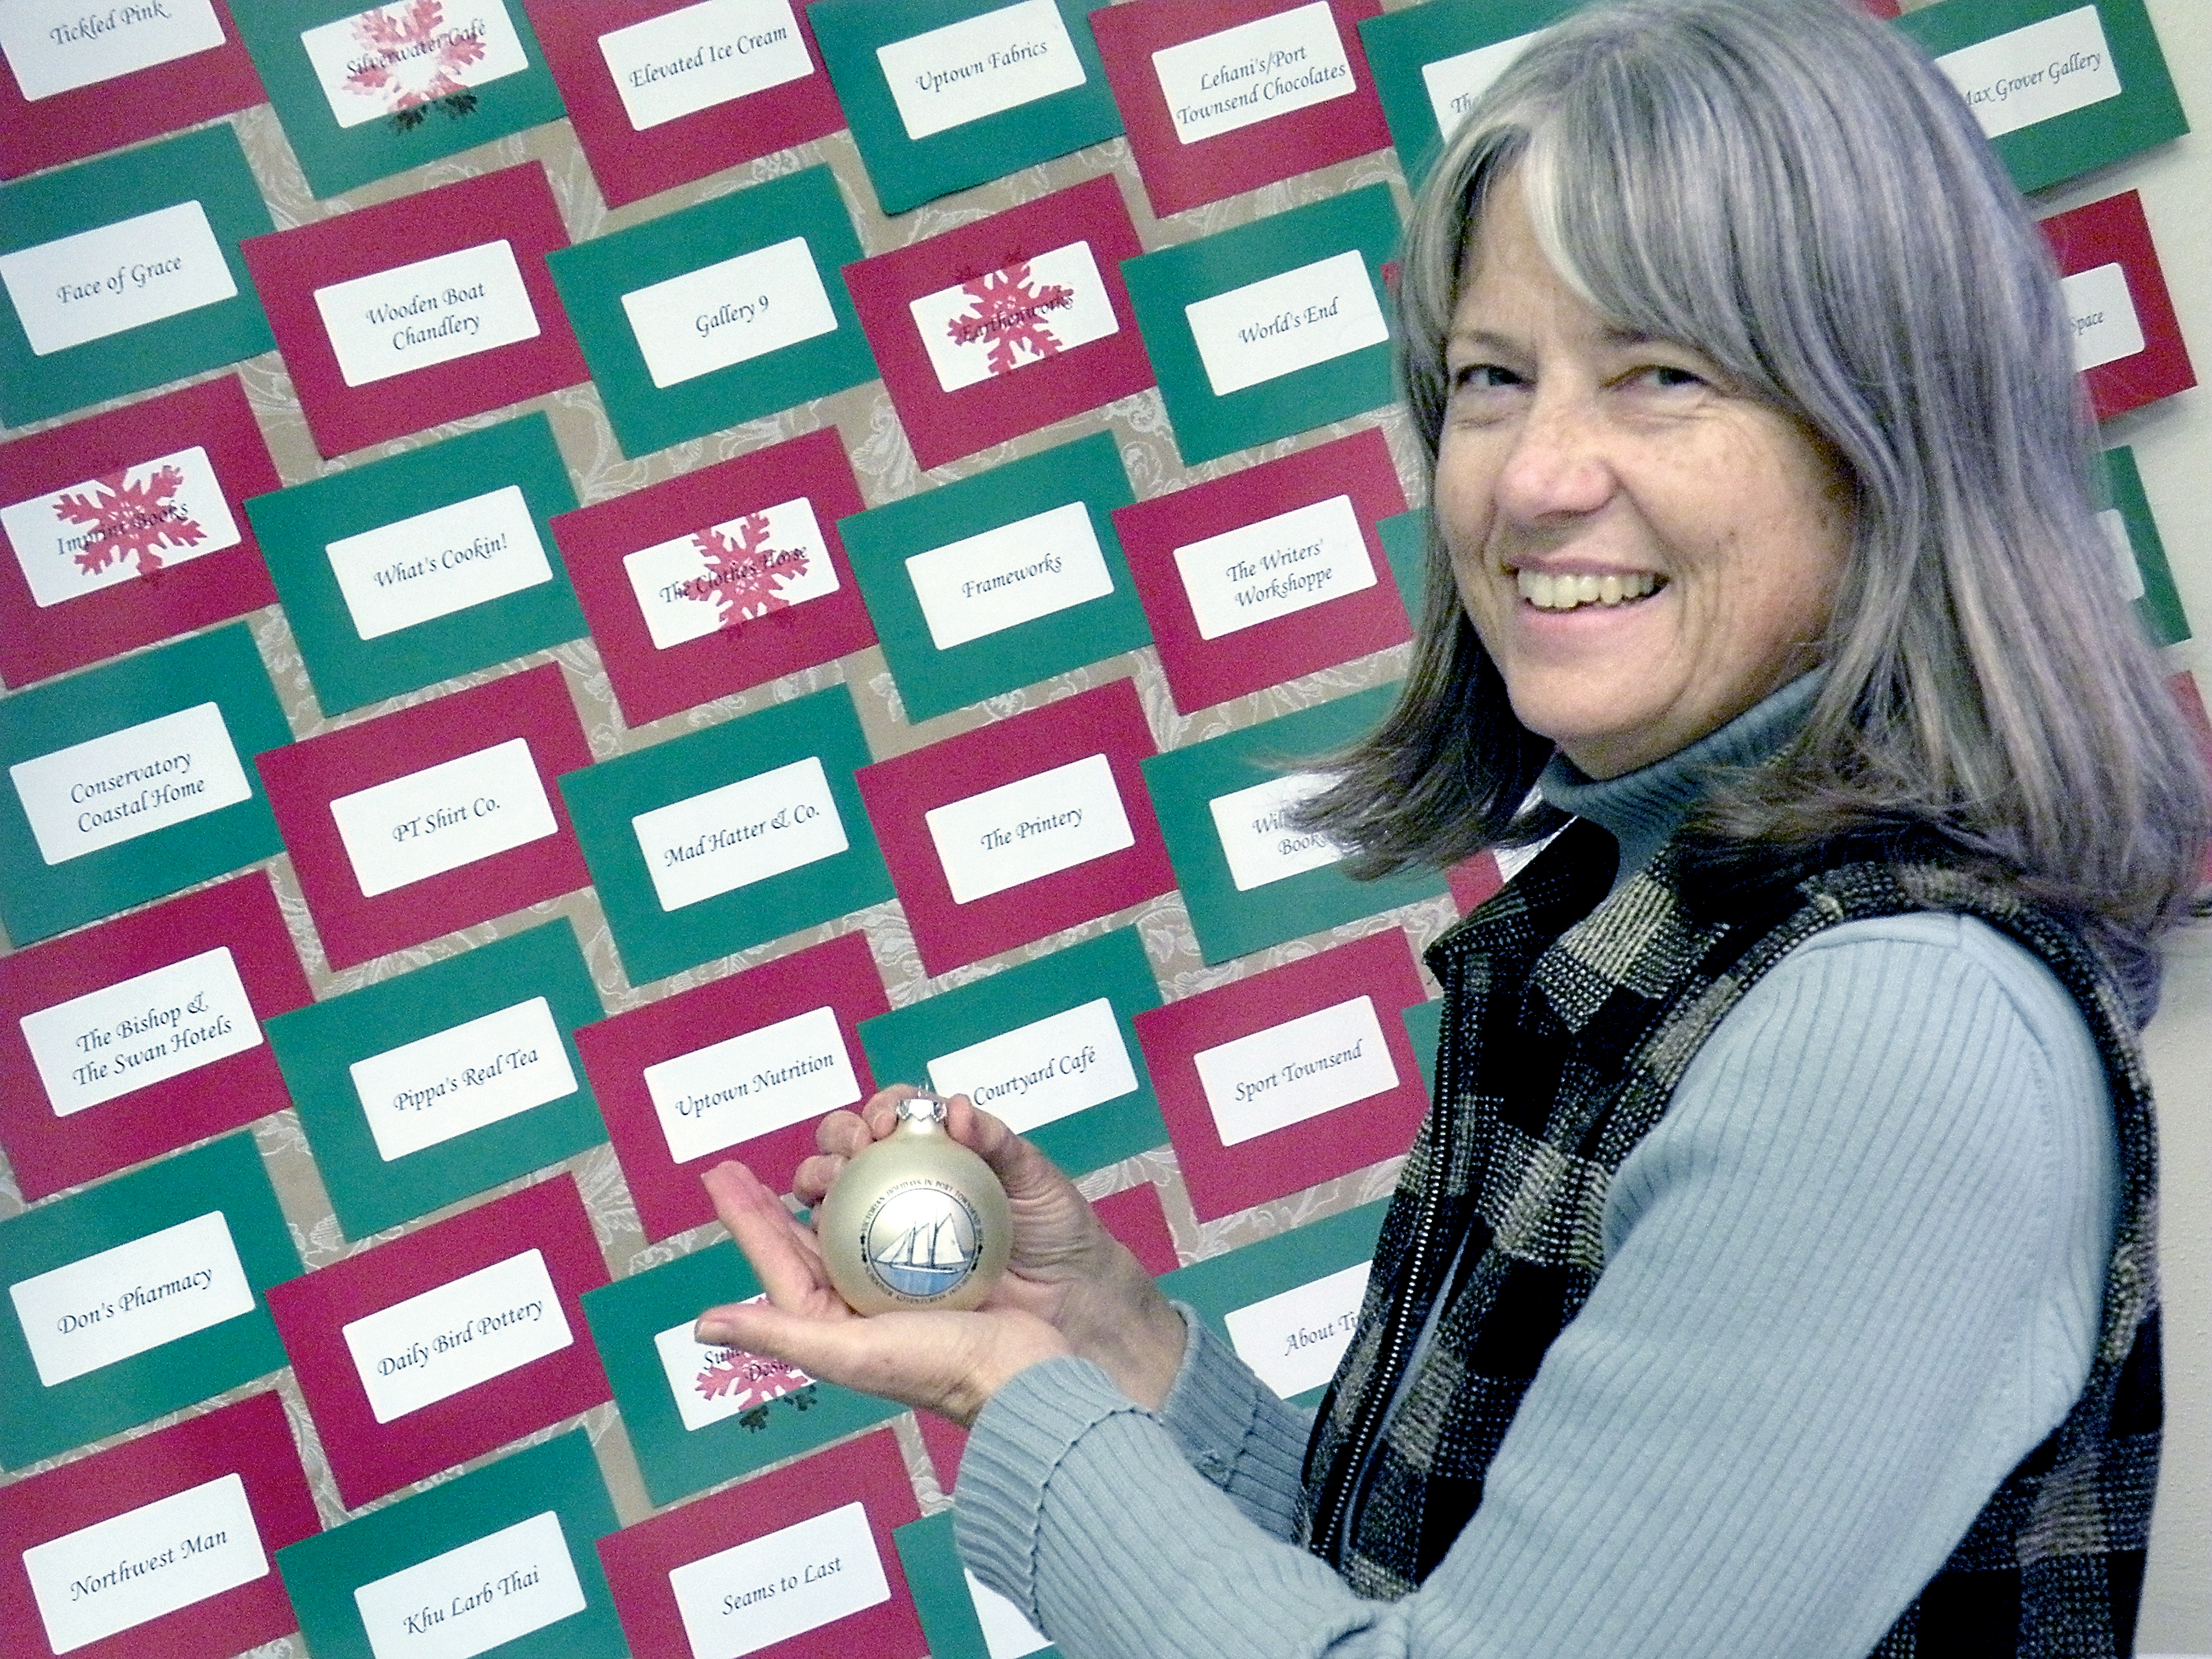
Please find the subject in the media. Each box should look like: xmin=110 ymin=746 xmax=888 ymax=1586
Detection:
xmin=2 ymin=444 xmax=241 ymax=610
xmin=668 ymin=1500 xmax=890 ymax=1659
xmin=24 ymin=1473 xmax=267 ymax=1656
xmin=352 ymin=1511 xmax=586 ymax=1659
xmin=621 ymin=236 xmax=838 ymax=390
xmin=301 ymin=0 xmax=532 ymax=129
xmin=1222 ymin=1259 xmax=1372 ymax=1398
xmin=624 ymin=495 xmax=838 ymax=652
xmin=908 ymin=240 xmax=1119 ymax=394
xmin=326 ymin=484 xmax=552 ymax=641
xmin=1184 ymin=249 xmax=1388 ymax=397
xmin=1210 ymin=773 xmax=1343 ymax=892
xmin=0 ymin=201 xmax=236 ymax=358
xmin=10 ymin=701 xmax=250 ymax=867
xmin=927 ymin=997 xmax=1138 ymax=1135
xmin=10 ymin=1210 xmax=255 ymax=1388
xmin=350 ymin=997 xmax=577 ymax=1164
xmin=22 ymin=946 xmax=261 ymax=1119
xmin=646 ymin=1004 xmax=861 ymax=1165
xmin=1419 ymin=30 xmax=1540 ymax=139
xmin=926 ymin=752 xmax=1134 ymax=905
xmin=1 ymin=0 xmax=227 ymax=102
xmin=328 ymin=736 xmax=558 ymax=899
xmin=1153 ymin=1 xmax=1355 ymax=146
xmin=1935 ymin=5 xmax=2122 ymax=141
xmin=967 ymin=1570 xmax=1053 ymax=1659
xmin=654 ymin=1301 xmax=814 ymax=1433
xmin=2062 ymin=261 xmax=2145 ymax=372
xmin=905 ymin=500 xmax=1113 ymax=651
xmin=632 ymin=756 xmax=849 ymax=913
xmin=600 ymin=0 xmax=813 ymax=131
xmin=343 ymin=1248 xmax=572 ymax=1424
xmin=1195 ymin=994 xmax=1397 ymax=1147
xmin=2099 ymin=507 xmax=2144 ymax=602
xmin=313 ymin=241 xmax=541 ymax=389
xmin=1175 ymin=492 xmax=1373 ymax=640
xmin=878 ymin=0 xmax=1085 ymax=141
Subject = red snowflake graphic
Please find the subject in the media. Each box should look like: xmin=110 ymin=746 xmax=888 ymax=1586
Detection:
xmin=946 ymin=260 xmax=1078 ymax=376
xmin=343 ymin=0 xmax=488 ymax=121
xmin=681 ymin=513 xmax=812 ymax=629
xmin=695 ymin=1345 xmax=814 ymax=1431
xmin=54 ymin=466 xmax=204 ymax=579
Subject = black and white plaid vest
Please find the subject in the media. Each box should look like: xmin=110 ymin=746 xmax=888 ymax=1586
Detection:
xmin=1298 ymin=822 xmax=2160 ymax=1655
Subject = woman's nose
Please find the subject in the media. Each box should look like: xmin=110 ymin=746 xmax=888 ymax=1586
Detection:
xmin=1490 ymin=390 xmax=1614 ymax=526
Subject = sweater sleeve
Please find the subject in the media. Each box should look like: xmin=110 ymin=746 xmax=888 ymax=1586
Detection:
xmin=952 ymin=914 xmax=2118 ymax=1658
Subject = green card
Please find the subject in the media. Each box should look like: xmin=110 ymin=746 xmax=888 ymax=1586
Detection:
xmin=0 ymin=1133 xmax=301 ymax=1467
xmin=810 ymin=0 xmax=1122 ymax=216
xmin=263 ymin=920 xmax=608 ymax=1241
xmin=579 ymin=1240 xmax=902 ymax=1507
xmin=857 ymin=926 xmax=1166 ymax=1178
xmin=1121 ymin=185 xmax=1402 ymax=466
xmin=246 ymin=415 xmax=586 ymax=717
xmin=1379 ymin=506 xmax=1436 ymax=623
xmin=896 ymin=1510 xmax=1061 ymax=1659
xmin=1141 ymin=683 xmax=1444 ymax=966
xmin=1402 ymin=995 xmax=1443 ymax=1099
xmin=1896 ymin=0 xmax=2186 ymax=194
xmin=1157 ymin=1196 xmax=1389 ymax=1411
xmin=546 ymin=165 xmax=877 ymax=461
xmin=2100 ymin=446 xmax=2189 ymax=649
xmin=227 ymin=0 xmax=566 ymax=199
xmin=559 ymin=684 xmax=891 ymax=987
xmin=277 ymin=1429 xmax=623 ymax=1659
xmin=0 ymin=124 xmax=273 ymax=427
xmin=1360 ymin=0 xmax=1579 ymax=190
xmin=839 ymin=433 xmax=1149 ymax=724
xmin=0 ymin=622 xmax=290 ymax=947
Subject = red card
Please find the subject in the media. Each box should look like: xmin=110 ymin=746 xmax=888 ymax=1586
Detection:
xmin=267 ymin=1174 xmax=612 ymax=1509
xmin=525 ymin=0 xmax=844 ymax=209
xmin=598 ymin=1427 xmax=925 ymax=1659
xmin=0 ymin=375 xmax=280 ymax=688
xmin=577 ymin=931 xmax=890 ymax=1242
xmin=842 ymin=175 xmax=1154 ymax=471
xmin=1134 ymin=929 xmax=1427 ymax=1220
xmin=1092 ymin=0 xmax=1391 ymax=219
xmin=854 ymin=679 xmax=1177 ymax=977
xmin=0 ymin=1391 xmax=316 ymax=1659
xmin=255 ymin=662 xmax=593 ymax=970
xmin=551 ymin=427 xmax=876 ymax=729
xmin=1111 ymin=427 xmax=1410 ymax=715
xmin=2039 ymin=190 xmax=2196 ymax=422
xmin=0 ymin=2 xmax=264 ymax=180
xmin=914 ymin=1409 xmax=969 ymax=1495
xmin=0 ymin=872 xmax=310 ymax=1203
xmin=1446 ymin=850 xmax=1506 ymax=916
xmin=240 ymin=163 xmax=589 ymax=458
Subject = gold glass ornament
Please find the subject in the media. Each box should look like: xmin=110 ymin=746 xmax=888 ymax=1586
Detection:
xmin=817 ymin=1094 xmax=1012 ymax=1315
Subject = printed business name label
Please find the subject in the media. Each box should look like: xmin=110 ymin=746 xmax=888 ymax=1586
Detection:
xmin=2 ymin=444 xmax=241 ymax=610
xmin=342 ymin=1247 xmax=574 ymax=1424
xmin=0 ymin=201 xmax=236 ymax=358
xmin=1 ymin=0 xmax=227 ymax=102
xmin=621 ymin=235 xmax=839 ymax=390
xmin=1210 ymin=773 xmax=1342 ymax=891
xmin=2061 ymin=261 xmax=2145 ymax=372
xmin=1419 ymin=30 xmax=1540 ymax=139
xmin=905 ymin=500 xmax=1113 ymax=651
xmin=645 ymin=1003 xmax=860 ymax=1164
xmin=328 ymin=736 xmax=560 ymax=899
xmin=10 ymin=1209 xmax=255 ymax=1387
xmin=908 ymin=240 xmax=1119 ymax=394
xmin=927 ymin=996 xmax=1138 ymax=1135
xmin=600 ymin=0 xmax=814 ymax=131
xmin=926 ymin=752 xmax=1134 ymax=905
xmin=1184 ymin=249 xmax=1387 ymax=397
xmin=1222 ymin=1259 xmax=1371 ymax=1398
xmin=1175 ymin=492 xmax=1373 ymax=640
xmin=349 ymin=996 xmax=577 ymax=1164
xmin=631 ymin=755 xmax=850 ymax=913
xmin=623 ymin=495 xmax=839 ymax=651
xmin=351 ymin=1510 xmax=586 ymax=1659
xmin=877 ymin=0 xmax=1087 ymax=142
xmin=967 ymin=1570 xmax=1052 ymax=1659
xmin=2099 ymin=508 xmax=2143 ymax=602
xmin=22 ymin=945 xmax=261 ymax=1119
xmin=1152 ymin=1 xmax=1355 ymax=146
xmin=1934 ymin=4 xmax=2121 ymax=142
xmin=1194 ymin=994 xmax=1396 ymax=1146
xmin=301 ymin=0 xmax=533 ymax=130
xmin=314 ymin=241 xmax=542 ymax=389
xmin=667 ymin=1500 xmax=891 ymax=1659
xmin=654 ymin=1302 xmax=814 ymax=1432
xmin=10 ymin=700 xmax=250 ymax=866
xmin=326 ymin=484 xmax=554 ymax=641
xmin=24 ymin=1472 xmax=267 ymax=1655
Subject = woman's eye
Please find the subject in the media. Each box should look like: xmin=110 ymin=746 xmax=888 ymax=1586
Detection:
xmin=1641 ymin=364 xmax=1706 ymax=390
xmin=1452 ymin=363 xmax=1522 ymax=391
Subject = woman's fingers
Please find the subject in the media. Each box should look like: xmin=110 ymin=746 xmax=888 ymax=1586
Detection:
xmin=701 ymin=1160 xmax=843 ymax=1318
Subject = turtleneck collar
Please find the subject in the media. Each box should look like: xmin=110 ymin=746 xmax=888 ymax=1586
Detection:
xmin=1537 ymin=672 xmax=1822 ymax=894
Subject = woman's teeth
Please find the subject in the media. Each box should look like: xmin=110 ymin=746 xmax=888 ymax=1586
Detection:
xmin=1516 ymin=569 xmax=1661 ymax=611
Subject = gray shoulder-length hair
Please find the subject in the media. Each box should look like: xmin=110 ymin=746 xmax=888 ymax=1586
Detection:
xmin=1301 ymin=0 xmax=2208 ymax=987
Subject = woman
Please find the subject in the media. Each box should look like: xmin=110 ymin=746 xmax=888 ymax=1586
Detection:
xmin=698 ymin=0 xmax=2207 ymax=1651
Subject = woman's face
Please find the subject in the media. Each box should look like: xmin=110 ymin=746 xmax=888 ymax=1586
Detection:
xmin=1435 ymin=175 xmax=1856 ymax=779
